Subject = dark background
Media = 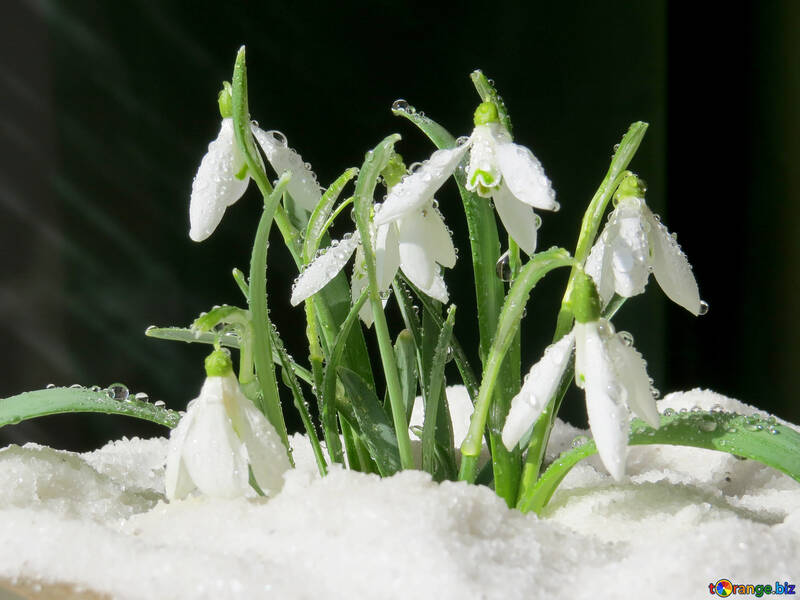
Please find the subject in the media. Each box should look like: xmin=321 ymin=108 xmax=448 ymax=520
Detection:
xmin=1 ymin=1 xmax=798 ymax=450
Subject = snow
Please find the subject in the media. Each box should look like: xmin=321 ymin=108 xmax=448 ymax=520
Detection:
xmin=0 ymin=387 xmax=798 ymax=599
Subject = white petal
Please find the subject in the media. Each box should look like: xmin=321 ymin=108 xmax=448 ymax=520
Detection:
xmin=606 ymin=333 xmax=660 ymax=428
xmin=492 ymin=182 xmax=539 ymax=255
xmin=584 ymin=239 xmax=615 ymax=307
xmin=251 ymin=127 xmax=322 ymax=212
xmin=374 ymin=145 xmax=469 ymax=225
xmin=646 ymin=209 xmax=702 ymax=315
xmin=494 ymin=140 xmax=558 ymax=211
xmin=290 ymin=233 xmax=360 ymax=306
xmin=375 ymin=223 xmax=401 ymax=291
xmin=576 ymin=322 xmax=629 ymax=480
xmin=164 ymin=404 xmax=197 ymax=500
xmin=418 ymin=204 xmax=456 ymax=268
xmin=190 ymin=119 xmax=250 ymax=241
xmin=413 ymin=268 xmax=449 ymax=304
xmin=608 ymin=201 xmax=651 ymax=298
xmin=503 ymin=333 xmax=574 ymax=449
xmin=181 ymin=378 xmax=250 ymax=498
xmin=466 ymin=124 xmax=504 ymax=196
xmin=397 ymin=211 xmax=436 ymax=290
xmin=222 ymin=375 xmax=291 ymax=495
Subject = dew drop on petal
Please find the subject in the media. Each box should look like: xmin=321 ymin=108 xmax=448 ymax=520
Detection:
xmin=495 ymin=250 xmax=512 ymax=282
xmin=698 ymin=300 xmax=709 ymax=315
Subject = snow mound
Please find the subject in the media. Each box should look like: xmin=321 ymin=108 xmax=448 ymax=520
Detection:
xmin=0 ymin=388 xmax=797 ymax=599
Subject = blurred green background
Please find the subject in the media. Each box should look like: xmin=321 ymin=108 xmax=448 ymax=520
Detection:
xmin=1 ymin=1 xmax=798 ymax=450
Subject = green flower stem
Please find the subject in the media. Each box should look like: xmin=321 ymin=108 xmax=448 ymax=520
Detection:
xmin=231 ymin=47 xmax=289 ymax=451
xmin=520 ymin=123 xmax=649 ymax=490
xmin=353 ymin=134 xmax=414 ymax=470
xmin=553 ymin=121 xmax=648 ymax=341
xmin=459 ymin=249 xmax=573 ymax=483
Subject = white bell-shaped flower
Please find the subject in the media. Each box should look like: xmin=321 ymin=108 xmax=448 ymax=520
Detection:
xmin=165 ymin=350 xmax=290 ymax=500
xmin=502 ymin=273 xmax=660 ymax=481
xmin=290 ymin=199 xmax=455 ymax=324
xmin=189 ymin=90 xmax=321 ymax=241
xmin=375 ymin=102 xmax=558 ymax=255
xmin=584 ymin=177 xmax=702 ymax=315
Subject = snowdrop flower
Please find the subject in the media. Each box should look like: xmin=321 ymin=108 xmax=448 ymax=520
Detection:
xmin=290 ymin=199 xmax=456 ymax=326
xmin=585 ymin=175 xmax=702 ymax=315
xmin=189 ymin=83 xmax=321 ymax=241
xmin=165 ymin=349 xmax=290 ymax=500
xmin=375 ymin=102 xmax=559 ymax=255
xmin=502 ymin=272 xmax=659 ymax=480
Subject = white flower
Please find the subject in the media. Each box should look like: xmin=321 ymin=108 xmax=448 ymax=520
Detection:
xmin=584 ymin=192 xmax=702 ymax=315
xmin=165 ymin=358 xmax=290 ymax=500
xmin=289 ymin=199 xmax=456 ymax=325
xmin=189 ymin=119 xmax=321 ymax=242
xmin=375 ymin=103 xmax=559 ymax=255
xmin=502 ymin=318 xmax=659 ymax=481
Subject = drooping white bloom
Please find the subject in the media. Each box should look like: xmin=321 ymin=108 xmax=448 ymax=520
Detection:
xmin=502 ymin=318 xmax=658 ymax=481
xmin=584 ymin=192 xmax=702 ymax=315
xmin=375 ymin=103 xmax=558 ymax=255
xmin=189 ymin=119 xmax=321 ymax=242
xmin=165 ymin=355 xmax=290 ymax=500
xmin=290 ymin=199 xmax=456 ymax=324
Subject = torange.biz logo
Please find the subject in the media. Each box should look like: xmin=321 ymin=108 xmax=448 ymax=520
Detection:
xmin=709 ymin=579 xmax=796 ymax=597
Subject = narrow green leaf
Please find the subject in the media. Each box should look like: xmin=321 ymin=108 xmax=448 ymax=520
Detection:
xmin=304 ymin=167 xmax=359 ymax=262
xmin=270 ymin=324 xmax=328 ymax=476
xmin=422 ymin=305 xmax=457 ymax=475
xmin=0 ymin=387 xmax=181 ymax=430
xmin=393 ymin=329 xmax=418 ymax=425
xmin=518 ymin=411 xmax=800 ymax=515
xmin=338 ymin=367 xmax=401 ymax=476
xmin=460 ymin=248 xmax=574 ymax=477
xmin=399 ymin=274 xmax=480 ymax=403
xmin=145 ymin=326 xmax=313 ymax=385
xmin=322 ymin=289 xmax=369 ymax=464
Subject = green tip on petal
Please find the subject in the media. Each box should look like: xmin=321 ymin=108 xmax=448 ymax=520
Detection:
xmin=615 ymin=173 xmax=647 ymax=200
xmin=568 ymin=270 xmax=601 ymax=323
xmin=473 ymin=102 xmax=500 ymax=126
xmin=205 ymin=348 xmax=234 ymax=377
xmin=218 ymin=81 xmax=233 ymax=119
xmin=381 ymin=152 xmax=407 ymax=190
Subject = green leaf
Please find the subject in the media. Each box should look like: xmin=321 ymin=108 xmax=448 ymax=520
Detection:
xmin=0 ymin=386 xmax=181 ymax=430
xmin=393 ymin=329 xmax=418 ymax=425
xmin=422 ymin=305 xmax=457 ymax=477
xmin=337 ymin=367 xmax=401 ymax=476
xmin=192 ymin=305 xmax=250 ymax=331
xmin=459 ymin=248 xmax=574 ymax=477
xmin=145 ymin=326 xmax=313 ymax=385
xmin=304 ymin=167 xmax=359 ymax=262
xmin=322 ymin=289 xmax=369 ymax=464
xmin=399 ymin=274 xmax=480 ymax=403
xmin=517 ymin=410 xmax=800 ymax=515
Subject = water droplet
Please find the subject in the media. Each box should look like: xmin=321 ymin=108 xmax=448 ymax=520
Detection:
xmin=699 ymin=416 xmax=717 ymax=432
xmin=391 ymin=99 xmax=415 ymax=113
xmin=70 ymin=384 xmax=82 ymax=389
xmin=769 ymin=427 xmax=780 ymax=435
xmin=154 ymin=400 xmax=166 ymax=408
xmin=613 ymin=143 xmax=620 ymax=152
xmin=691 ymin=406 xmax=702 ymax=413
xmin=495 ymin=250 xmax=512 ymax=282
xmin=710 ymin=404 xmax=724 ymax=413
xmin=698 ymin=301 xmax=709 ymax=315
xmin=726 ymin=426 xmax=737 ymax=433
xmin=107 ymin=383 xmax=129 ymax=402
xmin=134 ymin=392 xmax=149 ymax=402
xmin=662 ymin=408 xmax=675 ymax=417
xmin=618 ymin=331 xmax=634 ymax=346
xmin=45 ymin=383 xmax=56 ymax=389
xmin=570 ymin=435 xmax=589 ymax=448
